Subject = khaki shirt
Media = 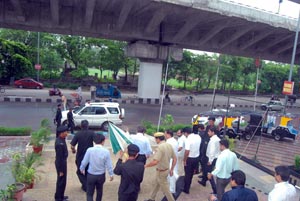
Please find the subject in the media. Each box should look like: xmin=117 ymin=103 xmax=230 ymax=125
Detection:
xmin=153 ymin=141 xmax=176 ymax=170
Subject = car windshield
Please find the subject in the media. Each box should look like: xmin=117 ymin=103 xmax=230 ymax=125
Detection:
xmin=73 ymin=106 xmax=84 ymax=113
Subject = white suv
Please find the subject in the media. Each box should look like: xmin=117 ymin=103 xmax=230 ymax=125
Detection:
xmin=62 ymin=102 xmax=125 ymax=130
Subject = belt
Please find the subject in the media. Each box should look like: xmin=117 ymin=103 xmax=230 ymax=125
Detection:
xmin=156 ymin=168 xmax=168 ymax=172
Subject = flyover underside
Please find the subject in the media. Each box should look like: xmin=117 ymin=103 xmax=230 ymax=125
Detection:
xmin=1 ymin=0 xmax=300 ymax=64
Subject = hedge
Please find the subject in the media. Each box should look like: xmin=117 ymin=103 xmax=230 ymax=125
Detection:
xmin=0 ymin=127 xmax=31 ymax=136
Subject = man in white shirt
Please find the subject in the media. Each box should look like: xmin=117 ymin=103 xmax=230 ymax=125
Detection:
xmin=199 ymin=126 xmax=220 ymax=195
xmin=130 ymin=126 xmax=152 ymax=165
xmin=165 ymin=130 xmax=179 ymax=193
xmin=268 ymin=165 xmax=298 ymax=201
xmin=182 ymin=127 xmax=201 ymax=194
xmin=177 ymin=129 xmax=186 ymax=176
xmin=208 ymin=138 xmax=239 ymax=201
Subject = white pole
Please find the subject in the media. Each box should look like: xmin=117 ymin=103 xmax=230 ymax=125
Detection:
xmin=37 ymin=32 xmax=40 ymax=82
xmin=284 ymin=8 xmax=300 ymax=114
xmin=211 ymin=56 xmax=220 ymax=110
xmin=254 ymin=67 xmax=259 ymax=111
xmin=157 ymin=48 xmax=170 ymax=131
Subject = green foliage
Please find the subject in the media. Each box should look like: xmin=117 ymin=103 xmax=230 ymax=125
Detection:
xmin=162 ymin=114 xmax=174 ymax=127
xmin=0 ymin=184 xmax=16 ymax=201
xmin=141 ymin=115 xmax=189 ymax=136
xmin=295 ymin=155 xmax=300 ymax=171
xmin=11 ymin=152 xmax=42 ymax=185
xmin=225 ymin=136 xmax=236 ymax=151
xmin=30 ymin=119 xmax=51 ymax=147
xmin=0 ymin=127 xmax=31 ymax=136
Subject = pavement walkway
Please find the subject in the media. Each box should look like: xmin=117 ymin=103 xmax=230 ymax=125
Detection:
xmin=20 ymin=134 xmax=276 ymax=201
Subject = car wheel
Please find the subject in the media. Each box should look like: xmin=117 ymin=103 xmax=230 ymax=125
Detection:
xmin=36 ymin=86 xmax=41 ymax=89
xmin=62 ymin=120 xmax=68 ymax=126
xmin=244 ymin=133 xmax=252 ymax=141
xmin=227 ymin=129 xmax=237 ymax=139
xmin=19 ymin=85 xmax=23 ymax=88
xmin=101 ymin=121 xmax=109 ymax=131
xmin=274 ymin=133 xmax=282 ymax=141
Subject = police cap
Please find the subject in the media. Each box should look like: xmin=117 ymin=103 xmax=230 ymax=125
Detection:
xmin=57 ymin=125 xmax=68 ymax=134
xmin=154 ymin=132 xmax=165 ymax=137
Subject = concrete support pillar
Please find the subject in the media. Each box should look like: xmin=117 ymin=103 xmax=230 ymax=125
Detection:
xmin=125 ymin=41 xmax=183 ymax=99
xmin=138 ymin=62 xmax=162 ymax=99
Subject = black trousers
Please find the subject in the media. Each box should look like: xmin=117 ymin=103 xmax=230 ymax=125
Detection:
xmin=183 ymin=157 xmax=199 ymax=193
xmin=118 ymin=192 xmax=138 ymax=201
xmin=87 ymin=173 xmax=105 ymax=201
xmin=136 ymin=154 xmax=147 ymax=165
xmin=55 ymin=161 xmax=67 ymax=201
xmin=206 ymin=159 xmax=217 ymax=194
xmin=76 ymin=159 xmax=88 ymax=191
xmin=200 ymin=156 xmax=209 ymax=181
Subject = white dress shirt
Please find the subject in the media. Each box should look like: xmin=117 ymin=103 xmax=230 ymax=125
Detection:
xmin=185 ymin=133 xmax=201 ymax=158
xmin=177 ymin=135 xmax=186 ymax=158
xmin=206 ymin=134 xmax=220 ymax=163
xmin=268 ymin=181 xmax=298 ymax=201
xmin=211 ymin=149 xmax=239 ymax=179
xmin=130 ymin=133 xmax=152 ymax=156
xmin=167 ymin=137 xmax=179 ymax=173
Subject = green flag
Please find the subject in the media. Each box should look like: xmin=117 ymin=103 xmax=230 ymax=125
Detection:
xmin=109 ymin=123 xmax=132 ymax=154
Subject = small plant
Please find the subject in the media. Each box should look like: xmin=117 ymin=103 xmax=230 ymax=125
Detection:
xmin=11 ymin=152 xmax=42 ymax=186
xmin=0 ymin=184 xmax=16 ymax=201
xmin=295 ymin=155 xmax=300 ymax=171
xmin=30 ymin=119 xmax=51 ymax=147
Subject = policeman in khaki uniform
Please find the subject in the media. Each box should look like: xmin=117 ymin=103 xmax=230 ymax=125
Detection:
xmin=144 ymin=132 xmax=177 ymax=201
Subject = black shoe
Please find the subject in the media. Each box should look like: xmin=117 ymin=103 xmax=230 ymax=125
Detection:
xmin=81 ymin=186 xmax=87 ymax=192
xmin=63 ymin=196 xmax=68 ymax=199
xmin=182 ymin=189 xmax=189 ymax=194
xmin=180 ymin=188 xmax=189 ymax=194
xmin=198 ymin=180 xmax=206 ymax=187
xmin=198 ymin=175 xmax=203 ymax=179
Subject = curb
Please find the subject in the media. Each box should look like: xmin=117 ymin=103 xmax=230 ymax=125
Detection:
xmin=1 ymin=96 xmax=299 ymax=109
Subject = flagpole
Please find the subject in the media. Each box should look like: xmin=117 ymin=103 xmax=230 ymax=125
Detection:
xmin=157 ymin=47 xmax=170 ymax=131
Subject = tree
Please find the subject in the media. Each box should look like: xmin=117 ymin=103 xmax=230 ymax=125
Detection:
xmin=0 ymin=39 xmax=33 ymax=80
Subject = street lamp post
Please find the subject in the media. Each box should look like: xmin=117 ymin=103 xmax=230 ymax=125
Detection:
xmin=211 ymin=56 xmax=221 ymax=110
xmin=283 ymin=8 xmax=300 ymax=114
xmin=37 ymin=32 xmax=40 ymax=82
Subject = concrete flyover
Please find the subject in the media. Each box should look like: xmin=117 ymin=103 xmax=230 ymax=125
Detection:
xmin=1 ymin=0 xmax=300 ymax=98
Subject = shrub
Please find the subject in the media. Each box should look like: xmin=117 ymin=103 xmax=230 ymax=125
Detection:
xmin=295 ymin=155 xmax=300 ymax=171
xmin=0 ymin=127 xmax=31 ymax=136
xmin=30 ymin=119 xmax=51 ymax=147
xmin=141 ymin=116 xmax=190 ymax=136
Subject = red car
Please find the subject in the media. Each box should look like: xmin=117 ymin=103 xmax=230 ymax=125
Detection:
xmin=14 ymin=78 xmax=43 ymax=89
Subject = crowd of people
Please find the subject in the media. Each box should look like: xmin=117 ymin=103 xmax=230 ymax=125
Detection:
xmin=54 ymin=117 xmax=299 ymax=201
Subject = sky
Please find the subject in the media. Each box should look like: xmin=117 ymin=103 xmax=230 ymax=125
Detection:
xmin=189 ymin=0 xmax=300 ymax=55
xmin=227 ymin=0 xmax=300 ymax=18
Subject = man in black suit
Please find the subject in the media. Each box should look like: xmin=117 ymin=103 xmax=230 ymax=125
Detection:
xmin=70 ymin=120 xmax=94 ymax=192
xmin=113 ymin=144 xmax=145 ymax=201
xmin=54 ymin=125 xmax=69 ymax=201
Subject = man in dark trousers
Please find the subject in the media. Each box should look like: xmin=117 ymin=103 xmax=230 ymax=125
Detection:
xmin=209 ymin=170 xmax=258 ymax=201
xmin=113 ymin=144 xmax=145 ymax=201
xmin=80 ymin=134 xmax=114 ymax=201
xmin=70 ymin=120 xmax=94 ymax=192
xmin=199 ymin=117 xmax=215 ymax=185
xmin=55 ymin=104 xmax=62 ymax=138
xmin=67 ymin=108 xmax=74 ymax=134
xmin=54 ymin=125 xmax=69 ymax=201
